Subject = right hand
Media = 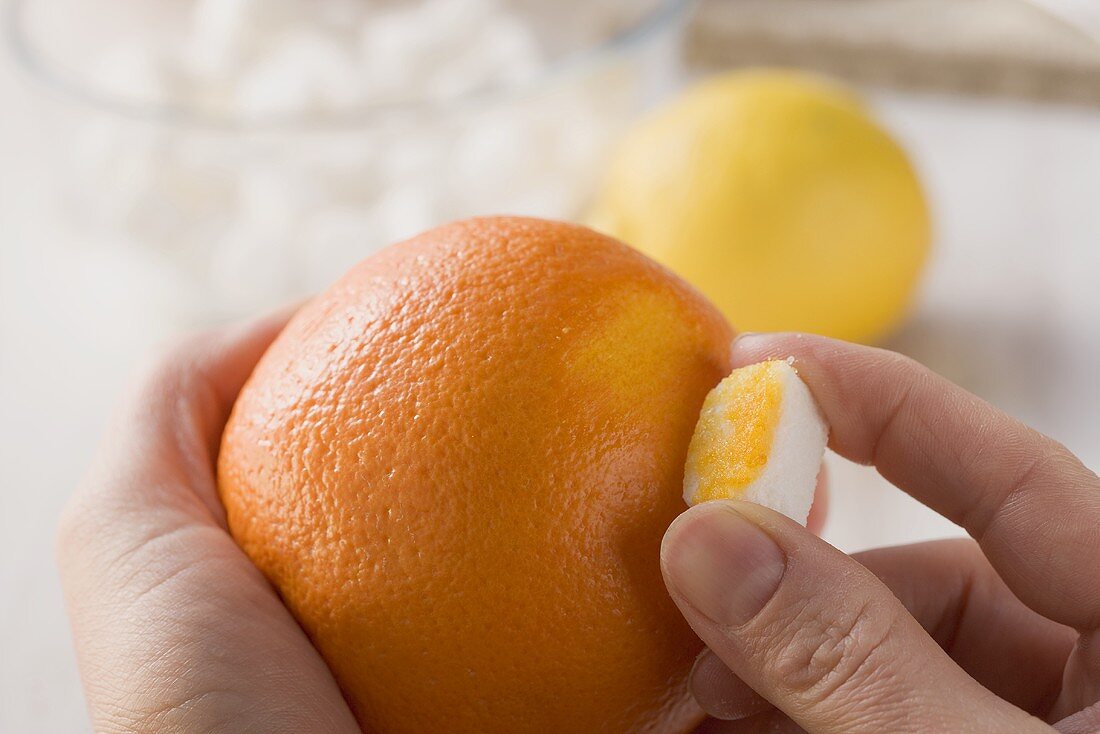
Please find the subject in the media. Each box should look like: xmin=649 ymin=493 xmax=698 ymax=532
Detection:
xmin=662 ymin=333 xmax=1100 ymax=733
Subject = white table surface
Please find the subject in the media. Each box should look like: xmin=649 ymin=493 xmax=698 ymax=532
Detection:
xmin=3 ymin=42 xmax=1100 ymax=733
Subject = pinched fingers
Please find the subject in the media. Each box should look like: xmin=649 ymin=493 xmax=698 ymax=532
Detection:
xmin=729 ymin=333 xmax=1100 ymax=631
xmin=728 ymin=333 xmax=1100 ymax=722
xmin=663 ymin=502 xmax=1050 ymax=733
xmin=690 ymin=538 xmax=1075 ymax=726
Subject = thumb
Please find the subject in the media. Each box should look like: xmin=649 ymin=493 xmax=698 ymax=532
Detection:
xmin=661 ymin=501 xmax=1050 ymax=734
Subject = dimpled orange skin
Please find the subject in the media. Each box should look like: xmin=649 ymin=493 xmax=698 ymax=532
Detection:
xmin=217 ymin=217 xmax=734 ymax=734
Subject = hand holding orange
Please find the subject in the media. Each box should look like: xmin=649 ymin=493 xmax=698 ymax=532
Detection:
xmin=218 ymin=217 xmax=734 ymax=733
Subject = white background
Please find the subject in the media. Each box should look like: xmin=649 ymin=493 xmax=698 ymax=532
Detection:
xmin=3 ymin=34 xmax=1100 ymax=734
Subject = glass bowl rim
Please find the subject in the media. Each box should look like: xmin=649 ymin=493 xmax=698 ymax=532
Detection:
xmin=5 ymin=0 xmax=692 ymax=132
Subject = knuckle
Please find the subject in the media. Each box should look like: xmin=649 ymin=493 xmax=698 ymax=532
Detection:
xmin=128 ymin=335 xmax=222 ymax=424
xmin=974 ymin=441 xmax=1071 ymax=539
xmin=881 ymin=346 xmax=931 ymax=380
xmin=55 ymin=494 xmax=86 ymax=560
xmin=58 ymin=337 xmax=220 ymax=567
xmin=56 ymin=484 xmax=110 ymax=575
xmin=56 ymin=461 xmax=117 ymax=561
xmin=108 ymin=685 xmax=241 ymax=734
xmin=768 ymin=596 xmax=900 ymax=707
xmin=139 ymin=335 xmax=208 ymax=392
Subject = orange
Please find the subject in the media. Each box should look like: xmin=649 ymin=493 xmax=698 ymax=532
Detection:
xmin=218 ymin=216 xmax=734 ymax=733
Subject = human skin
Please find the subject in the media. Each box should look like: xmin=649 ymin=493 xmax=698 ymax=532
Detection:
xmin=664 ymin=333 xmax=1100 ymax=733
xmin=59 ymin=316 xmax=1099 ymax=732
xmin=57 ymin=309 xmax=359 ymax=734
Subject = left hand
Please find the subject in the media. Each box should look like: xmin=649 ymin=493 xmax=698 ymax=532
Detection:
xmin=58 ymin=309 xmax=361 ymax=734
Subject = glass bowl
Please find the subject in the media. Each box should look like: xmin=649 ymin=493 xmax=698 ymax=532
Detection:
xmin=8 ymin=0 xmax=690 ymax=318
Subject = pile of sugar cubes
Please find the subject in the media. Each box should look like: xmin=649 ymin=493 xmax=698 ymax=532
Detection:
xmin=88 ymin=0 xmax=547 ymax=117
xmin=72 ymin=0 xmax=639 ymax=316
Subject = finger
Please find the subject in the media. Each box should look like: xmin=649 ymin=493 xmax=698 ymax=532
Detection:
xmin=805 ymin=466 xmax=828 ymax=536
xmin=81 ymin=305 xmax=299 ymax=526
xmin=168 ymin=303 xmax=301 ymax=409
xmin=692 ymin=538 xmax=1075 ymax=720
xmin=696 ymin=708 xmax=805 ymax=733
xmin=731 ymin=333 xmax=1100 ymax=631
xmin=1055 ymin=703 xmax=1100 ymax=733
xmin=663 ymin=501 xmax=1050 ymax=733
xmin=691 ymin=470 xmax=829 ymax=721
xmin=1052 ymin=631 xmax=1100 ymax=721
xmin=691 ymin=648 xmax=771 ymax=721
xmin=59 ymin=305 xmax=359 ymax=734
xmin=856 ymin=539 xmax=1074 ymax=714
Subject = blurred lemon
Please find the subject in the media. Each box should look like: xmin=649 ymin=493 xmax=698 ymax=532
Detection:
xmin=589 ymin=70 xmax=930 ymax=343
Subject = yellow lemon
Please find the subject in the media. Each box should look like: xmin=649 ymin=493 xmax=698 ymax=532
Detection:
xmin=590 ymin=70 xmax=931 ymax=343
xmin=684 ymin=360 xmax=827 ymax=525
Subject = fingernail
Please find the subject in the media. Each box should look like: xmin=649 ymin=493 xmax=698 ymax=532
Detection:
xmin=662 ymin=504 xmax=785 ymax=626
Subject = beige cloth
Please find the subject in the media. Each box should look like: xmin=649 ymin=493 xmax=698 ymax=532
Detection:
xmin=687 ymin=0 xmax=1100 ymax=105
